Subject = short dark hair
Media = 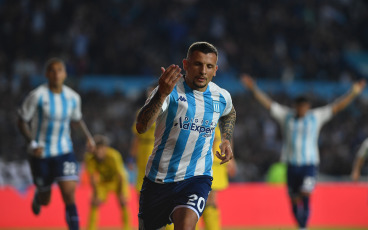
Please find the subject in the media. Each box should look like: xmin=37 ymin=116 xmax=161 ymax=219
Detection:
xmin=294 ymin=95 xmax=310 ymax=104
xmin=187 ymin=41 xmax=218 ymax=59
xmin=44 ymin=57 xmax=65 ymax=72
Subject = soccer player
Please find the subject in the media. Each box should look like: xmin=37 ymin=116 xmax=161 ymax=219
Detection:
xmin=241 ymin=74 xmax=365 ymax=230
xmin=17 ymin=58 xmax=95 ymax=230
xmin=200 ymin=126 xmax=237 ymax=230
xmin=84 ymin=135 xmax=131 ymax=230
xmin=351 ymin=138 xmax=368 ymax=181
xmin=136 ymin=41 xmax=236 ymax=230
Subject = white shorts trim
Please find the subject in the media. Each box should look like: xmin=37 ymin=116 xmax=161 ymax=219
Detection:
xmin=169 ymin=205 xmax=200 ymax=223
xmin=55 ymin=175 xmax=79 ymax=182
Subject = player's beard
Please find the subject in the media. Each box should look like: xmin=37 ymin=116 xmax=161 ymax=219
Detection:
xmin=192 ymin=77 xmax=208 ymax=89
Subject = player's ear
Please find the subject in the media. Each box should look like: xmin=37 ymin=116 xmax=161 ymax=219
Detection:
xmin=182 ymin=59 xmax=188 ymax=71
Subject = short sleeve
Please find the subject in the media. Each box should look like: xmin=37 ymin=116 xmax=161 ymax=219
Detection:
xmin=357 ymin=138 xmax=368 ymax=159
xmin=312 ymin=105 xmax=333 ymax=126
xmin=18 ymin=91 xmax=39 ymax=122
xmin=144 ymin=86 xmax=170 ymax=114
xmin=270 ymin=102 xmax=290 ymax=124
xmin=220 ymin=89 xmax=233 ymax=117
xmin=70 ymin=94 xmax=82 ymax=121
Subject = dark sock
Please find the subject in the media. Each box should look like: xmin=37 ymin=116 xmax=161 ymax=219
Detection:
xmin=66 ymin=204 xmax=79 ymax=230
xmin=300 ymin=196 xmax=310 ymax=228
xmin=292 ymin=203 xmax=301 ymax=227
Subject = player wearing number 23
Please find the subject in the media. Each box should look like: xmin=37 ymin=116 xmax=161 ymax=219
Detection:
xmin=17 ymin=58 xmax=95 ymax=230
xmin=136 ymin=42 xmax=236 ymax=230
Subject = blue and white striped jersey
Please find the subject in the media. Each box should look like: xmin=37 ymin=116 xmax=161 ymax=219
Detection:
xmin=145 ymin=78 xmax=233 ymax=183
xmin=270 ymin=103 xmax=333 ymax=166
xmin=18 ymin=84 xmax=82 ymax=158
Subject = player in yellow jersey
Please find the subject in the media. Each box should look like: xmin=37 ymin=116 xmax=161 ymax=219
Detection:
xmin=199 ymin=126 xmax=237 ymax=230
xmin=84 ymin=135 xmax=131 ymax=230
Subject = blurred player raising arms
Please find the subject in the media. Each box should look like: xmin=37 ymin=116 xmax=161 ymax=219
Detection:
xmin=85 ymin=135 xmax=131 ymax=230
xmin=241 ymin=74 xmax=365 ymax=230
xmin=17 ymin=58 xmax=95 ymax=230
xmin=136 ymin=41 xmax=236 ymax=230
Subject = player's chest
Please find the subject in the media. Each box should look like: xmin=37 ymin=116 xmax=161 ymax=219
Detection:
xmin=285 ymin=117 xmax=316 ymax=135
xmin=38 ymin=95 xmax=75 ymax=121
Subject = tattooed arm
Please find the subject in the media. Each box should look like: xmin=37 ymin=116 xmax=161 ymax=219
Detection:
xmin=136 ymin=65 xmax=182 ymax=134
xmin=216 ymin=106 xmax=236 ymax=164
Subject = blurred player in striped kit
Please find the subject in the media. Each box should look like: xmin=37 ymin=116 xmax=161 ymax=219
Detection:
xmin=85 ymin=135 xmax=130 ymax=230
xmin=351 ymin=138 xmax=368 ymax=181
xmin=17 ymin=58 xmax=95 ymax=230
xmin=241 ymin=74 xmax=365 ymax=230
xmin=136 ymin=42 xmax=236 ymax=230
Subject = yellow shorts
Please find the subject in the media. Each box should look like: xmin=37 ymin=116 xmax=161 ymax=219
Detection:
xmin=211 ymin=163 xmax=229 ymax=191
xmin=135 ymin=166 xmax=146 ymax=191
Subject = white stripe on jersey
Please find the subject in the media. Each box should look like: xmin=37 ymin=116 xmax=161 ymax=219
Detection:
xmin=145 ymin=78 xmax=233 ymax=183
xmin=18 ymin=84 xmax=82 ymax=158
xmin=271 ymin=103 xmax=332 ymax=166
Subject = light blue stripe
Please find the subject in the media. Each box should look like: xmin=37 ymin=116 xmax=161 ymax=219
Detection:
xmin=57 ymin=92 xmax=68 ymax=155
xmin=218 ymin=93 xmax=227 ymax=116
xmin=66 ymin=98 xmax=77 ymax=151
xmin=45 ymin=90 xmax=55 ymax=157
xmin=301 ymin=116 xmax=308 ymax=165
xmin=310 ymin=115 xmax=317 ymax=164
xmin=35 ymin=96 xmax=43 ymax=142
xmin=164 ymin=84 xmax=195 ymax=182
xmin=184 ymin=89 xmax=214 ymax=179
xmin=147 ymin=87 xmax=178 ymax=181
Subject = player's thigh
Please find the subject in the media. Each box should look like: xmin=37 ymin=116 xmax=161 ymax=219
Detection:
xmin=172 ymin=206 xmax=198 ymax=229
xmin=53 ymin=153 xmax=79 ymax=182
xmin=172 ymin=176 xmax=212 ymax=222
xmin=300 ymin=165 xmax=318 ymax=194
xmin=29 ymin=156 xmax=53 ymax=192
xmin=139 ymin=177 xmax=176 ymax=230
xmin=286 ymin=165 xmax=303 ymax=198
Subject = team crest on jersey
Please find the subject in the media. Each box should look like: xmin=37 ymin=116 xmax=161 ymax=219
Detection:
xmin=177 ymin=96 xmax=187 ymax=102
xmin=213 ymin=101 xmax=220 ymax=113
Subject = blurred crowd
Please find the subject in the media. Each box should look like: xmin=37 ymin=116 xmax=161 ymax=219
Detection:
xmin=1 ymin=0 xmax=367 ymax=79
xmin=1 ymin=0 xmax=368 ymax=187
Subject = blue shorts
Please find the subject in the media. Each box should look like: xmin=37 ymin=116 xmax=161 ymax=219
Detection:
xmin=138 ymin=175 xmax=212 ymax=230
xmin=287 ymin=164 xmax=317 ymax=198
xmin=30 ymin=153 xmax=79 ymax=191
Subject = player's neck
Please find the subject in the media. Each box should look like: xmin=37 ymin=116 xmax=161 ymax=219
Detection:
xmin=48 ymin=84 xmax=63 ymax=94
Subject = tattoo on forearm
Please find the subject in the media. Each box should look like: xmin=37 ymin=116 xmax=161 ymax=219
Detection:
xmin=137 ymin=90 xmax=164 ymax=130
xmin=219 ymin=106 xmax=236 ymax=143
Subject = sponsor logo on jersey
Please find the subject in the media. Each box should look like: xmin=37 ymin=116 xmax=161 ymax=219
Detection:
xmin=175 ymin=117 xmax=216 ymax=137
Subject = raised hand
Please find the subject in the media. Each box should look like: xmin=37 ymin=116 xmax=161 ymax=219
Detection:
xmin=240 ymin=74 xmax=256 ymax=91
xmin=352 ymin=79 xmax=366 ymax=96
xmin=158 ymin=65 xmax=183 ymax=97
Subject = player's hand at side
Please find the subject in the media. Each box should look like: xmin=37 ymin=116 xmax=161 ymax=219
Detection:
xmin=352 ymin=79 xmax=366 ymax=96
xmin=158 ymin=65 xmax=183 ymax=97
xmin=215 ymin=139 xmax=233 ymax=165
xmin=240 ymin=74 xmax=255 ymax=91
xmin=33 ymin=147 xmax=44 ymax=158
xmin=91 ymin=196 xmax=103 ymax=206
xmin=86 ymin=137 xmax=96 ymax=153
